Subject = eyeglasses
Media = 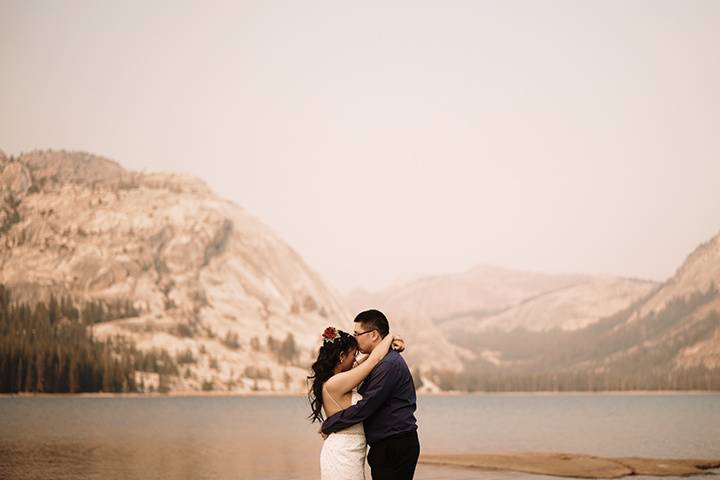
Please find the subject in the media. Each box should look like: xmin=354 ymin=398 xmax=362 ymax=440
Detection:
xmin=353 ymin=328 xmax=377 ymax=337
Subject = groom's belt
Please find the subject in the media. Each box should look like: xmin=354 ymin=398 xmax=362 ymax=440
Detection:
xmin=368 ymin=428 xmax=418 ymax=448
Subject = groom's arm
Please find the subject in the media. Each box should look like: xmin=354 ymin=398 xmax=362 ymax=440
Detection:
xmin=321 ymin=358 xmax=398 ymax=435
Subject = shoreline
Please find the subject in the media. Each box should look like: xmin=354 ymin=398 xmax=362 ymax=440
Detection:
xmin=1 ymin=389 xmax=718 ymax=399
xmin=420 ymin=453 xmax=720 ymax=478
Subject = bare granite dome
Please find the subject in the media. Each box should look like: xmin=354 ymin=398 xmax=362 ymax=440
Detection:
xmin=0 ymin=149 xmax=352 ymax=392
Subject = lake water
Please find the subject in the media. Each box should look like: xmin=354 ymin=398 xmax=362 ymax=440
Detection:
xmin=1 ymin=393 xmax=719 ymax=480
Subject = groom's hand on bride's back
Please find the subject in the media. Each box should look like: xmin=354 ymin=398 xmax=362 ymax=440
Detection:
xmin=318 ymin=426 xmax=328 ymax=440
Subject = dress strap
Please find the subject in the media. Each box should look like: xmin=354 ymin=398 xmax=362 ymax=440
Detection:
xmin=323 ymin=384 xmax=343 ymax=410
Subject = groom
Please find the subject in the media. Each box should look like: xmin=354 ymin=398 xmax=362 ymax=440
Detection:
xmin=321 ymin=309 xmax=420 ymax=479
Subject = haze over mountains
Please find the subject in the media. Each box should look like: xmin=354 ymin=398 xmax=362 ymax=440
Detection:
xmin=345 ymin=268 xmax=660 ymax=377
xmin=1 ymin=149 xmax=718 ymax=393
xmin=1 ymin=149 xmax=350 ymax=392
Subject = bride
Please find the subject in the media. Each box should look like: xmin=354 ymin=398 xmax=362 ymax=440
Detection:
xmin=308 ymin=326 xmax=403 ymax=480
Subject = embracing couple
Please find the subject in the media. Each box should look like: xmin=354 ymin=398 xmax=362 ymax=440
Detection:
xmin=307 ymin=309 xmax=420 ymax=480
xmin=308 ymin=310 xmax=420 ymax=480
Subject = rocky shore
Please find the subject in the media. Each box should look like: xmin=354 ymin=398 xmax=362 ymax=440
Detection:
xmin=419 ymin=452 xmax=720 ymax=478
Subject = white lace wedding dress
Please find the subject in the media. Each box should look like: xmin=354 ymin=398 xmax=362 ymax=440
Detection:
xmin=319 ymin=389 xmax=367 ymax=480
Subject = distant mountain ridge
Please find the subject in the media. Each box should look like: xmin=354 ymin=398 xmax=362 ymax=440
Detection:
xmin=350 ymin=266 xmax=659 ymax=329
xmin=347 ymin=237 xmax=720 ymax=391
xmin=444 ymin=276 xmax=658 ymax=333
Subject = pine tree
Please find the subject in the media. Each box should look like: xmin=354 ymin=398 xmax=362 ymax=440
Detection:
xmin=25 ymin=356 xmax=34 ymax=392
xmin=48 ymin=294 xmax=59 ymax=324
xmin=69 ymin=357 xmax=79 ymax=393
xmin=16 ymin=357 xmax=23 ymax=392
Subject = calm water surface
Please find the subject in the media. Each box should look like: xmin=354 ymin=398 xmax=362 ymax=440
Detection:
xmin=1 ymin=393 xmax=719 ymax=480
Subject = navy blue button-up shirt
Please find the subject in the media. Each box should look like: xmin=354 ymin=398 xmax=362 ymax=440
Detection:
xmin=321 ymin=350 xmax=418 ymax=445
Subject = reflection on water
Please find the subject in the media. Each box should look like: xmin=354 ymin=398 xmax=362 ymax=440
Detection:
xmin=1 ymin=394 xmax=719 ymax=480
xmin=1 ymin=395 xmax=321 ymax=480
xmin=1 ymin=438 xmax=318 ymax=480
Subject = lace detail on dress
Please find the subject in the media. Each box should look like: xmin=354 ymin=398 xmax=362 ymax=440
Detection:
xmin=334 ymin=391 xmax=364 ymax=435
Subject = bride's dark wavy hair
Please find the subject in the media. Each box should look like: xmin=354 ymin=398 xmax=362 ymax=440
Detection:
xmin=307 ymin=330 xmax=358 ymax=423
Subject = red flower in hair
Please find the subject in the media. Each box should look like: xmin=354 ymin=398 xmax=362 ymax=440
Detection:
xmin=322 ymin=326 xmax=340 ymax=343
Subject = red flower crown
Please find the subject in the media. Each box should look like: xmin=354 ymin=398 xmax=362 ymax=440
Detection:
xmin=322 ymin=326 xmax=341 ymax=343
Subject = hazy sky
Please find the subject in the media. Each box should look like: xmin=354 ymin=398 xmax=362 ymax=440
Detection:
xmin=2 ymin=1 xmax=719 ymax=292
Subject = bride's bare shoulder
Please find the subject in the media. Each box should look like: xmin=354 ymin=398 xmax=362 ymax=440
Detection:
xmin=324 ymin=374 xmax=342 ymax=394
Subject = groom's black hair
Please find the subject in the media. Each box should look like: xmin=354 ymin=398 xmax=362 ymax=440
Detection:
xmin=354 ymin=309 xmax=389 ymax=338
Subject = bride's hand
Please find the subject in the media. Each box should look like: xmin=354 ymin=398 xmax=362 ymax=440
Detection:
xmin=391 ymin=335 xmax=405 ymax=352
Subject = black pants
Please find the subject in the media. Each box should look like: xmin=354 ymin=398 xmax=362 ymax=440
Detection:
xmin=367 ymin=430 xmax=420 ymax=480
